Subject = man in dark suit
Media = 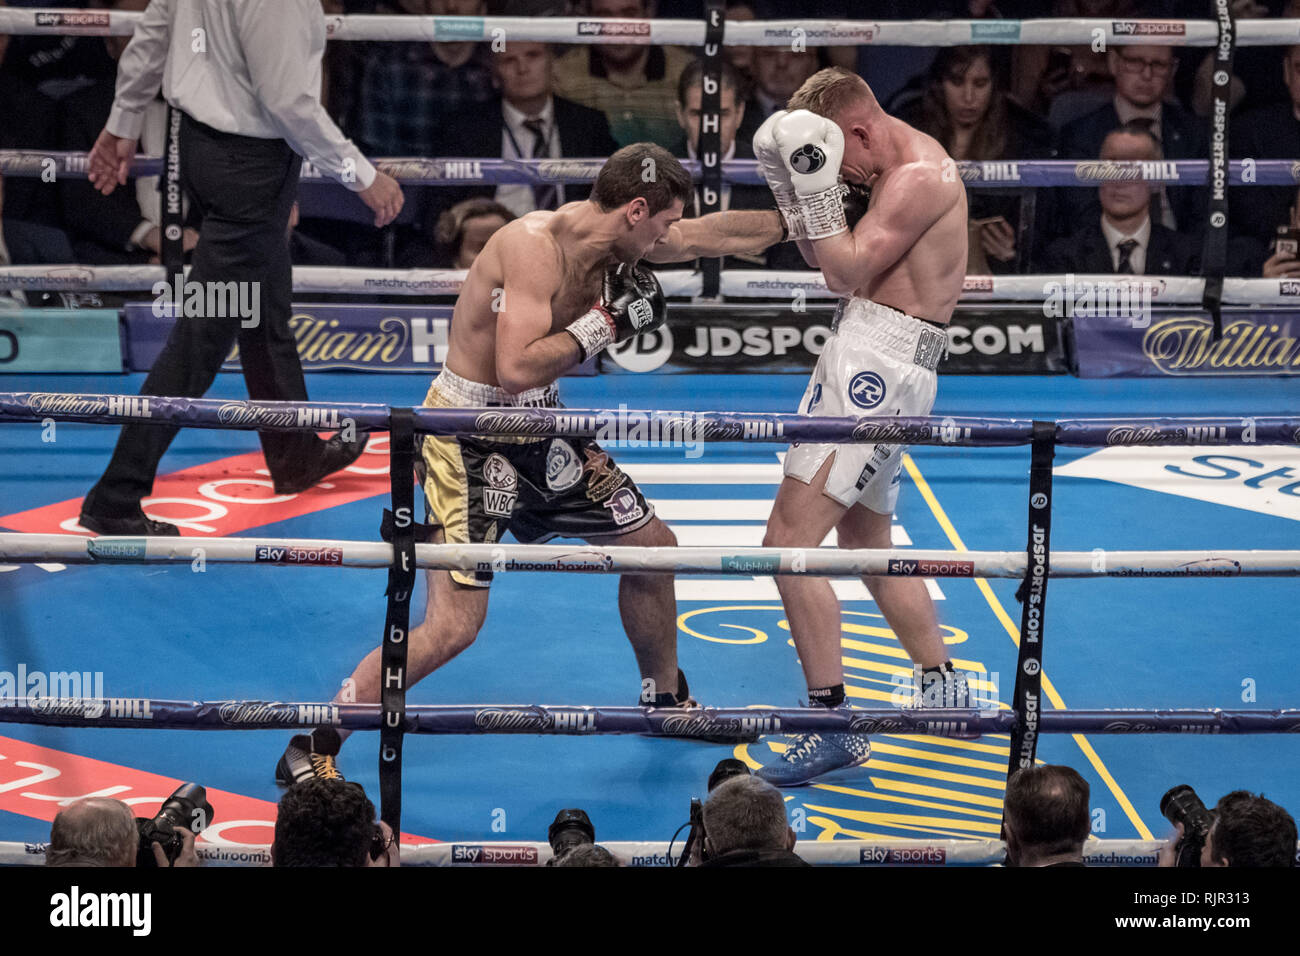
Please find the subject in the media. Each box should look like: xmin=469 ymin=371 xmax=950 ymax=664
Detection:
xmin=1057 ymin=43 xmax=1205 ymax=242
xmin=402 ymin=41 xmax=618 ymax=265
xmin=1231 ymin=44 xmax=1300 ymax=251
xmin=1043 ymin=123 xmax=1199 ymax=276
xmin=664 ymin=58 xmax=804 ymax=271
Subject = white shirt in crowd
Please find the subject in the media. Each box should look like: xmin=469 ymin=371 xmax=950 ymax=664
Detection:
xmin=107 ymin=0 xmax=375 ymax=191
xmin=497 ymin=96 xmax=561 ymax=218
xmin=1101 ymin=214 xmax=1151 ymax=275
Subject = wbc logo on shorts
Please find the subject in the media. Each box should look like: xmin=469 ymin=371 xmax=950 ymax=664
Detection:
xmin=848 ymin=371 xmax=887 ymax=410
xmin=483 ymin=453 xmax=518 ymax=518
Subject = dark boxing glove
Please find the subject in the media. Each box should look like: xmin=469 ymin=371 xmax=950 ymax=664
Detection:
xmin=843 ymin=182 xmax=872 ymax=230
xmin=564 ymin=262 xmax=667 ymax=361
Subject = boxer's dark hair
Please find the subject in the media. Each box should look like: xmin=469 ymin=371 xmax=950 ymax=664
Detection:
xmin=592 ymin=144 xmax=692 ymax=216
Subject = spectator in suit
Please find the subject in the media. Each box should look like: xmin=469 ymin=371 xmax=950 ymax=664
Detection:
xmin=747 ymin=44 xmax=820 ymax=126
xmin=551 ymin=0 xmax=694 ymax=149
xmin=443 ymin=40 xmax=619 ymax=216
xmin=1012 ymin=0 xmax=1130 ymax=122
xmin=898 ymin=45 xmax=1053 ymax=274
xmin=1231 ymin=44 xmax=1300 ymax=251
xmin=407 ymin=40 xmax=619 ymax=265
xmin=433 ymin=197 xmax=514 ymax=268
xmin=1042 ymin=123 xmax=1199 ymax=276
xmin=1057 ymin=43 xmax=1205 ymax=240
xmin=664 ymin=57 xmax=803 ymax=270
xmin=1002 ymin=765 xmax=1090 ymax=868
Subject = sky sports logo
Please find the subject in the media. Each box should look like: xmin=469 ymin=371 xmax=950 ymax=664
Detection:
xmin=450 ymin=845 xmax=539 ymax=865
xmin=887 ymin=559 xmax=975 ymax=577
xmin=254 ymin=546 xmax=344 ymax=566
xmin=860 ymin=847 xmax=947 ymax=865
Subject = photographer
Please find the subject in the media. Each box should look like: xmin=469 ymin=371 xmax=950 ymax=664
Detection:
xmin=46 ymin=797 xmax=198 ymax=868
xmin=697 ymin=775 xmax=809 ymax=868
xmin=1160 ymin=789 xmax=1297 ymax=868
xmin=273 ymin=778 xmax=397 ymax=868
xmin=1002 ymin=765 xmax=1089 ymax=868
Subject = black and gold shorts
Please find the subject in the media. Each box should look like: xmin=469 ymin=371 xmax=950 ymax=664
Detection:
xmin=419 ymin=368 xmax=655 ymax=587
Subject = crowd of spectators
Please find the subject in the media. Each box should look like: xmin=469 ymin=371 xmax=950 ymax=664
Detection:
xmin=7 ymin=0 xmax=1300 ymax=287
xmin=41 ymin=762 xmax=1297 ymax=867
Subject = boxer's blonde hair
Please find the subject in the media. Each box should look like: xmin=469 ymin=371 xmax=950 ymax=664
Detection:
xmin=787 ymin=67 xmax=877 ymax=119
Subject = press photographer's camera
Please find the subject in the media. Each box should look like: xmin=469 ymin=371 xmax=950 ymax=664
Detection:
xmin=1160 ymin=784 xmax=1214 ymax=868
xmin=136 ymin=783 xmax=213 ymax=867
xmin=546 ymin=808 xmax=596 ymax=864
xmin=676 ymin=758 xmax=751 ymax=867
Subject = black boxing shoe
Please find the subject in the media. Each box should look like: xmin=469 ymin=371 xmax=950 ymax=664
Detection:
xmin=272 ymin=434 xmax=366 ymax=495
xmin=275 ymin=727 xmax=344 ymax=785
xmin=637 ymin=670 xmax=760 ymax=744
xmin=79 ymin=510 xmax=181 ymax=536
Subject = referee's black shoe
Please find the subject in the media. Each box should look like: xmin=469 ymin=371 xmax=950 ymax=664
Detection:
xmin=273 ymin=434 xmax=366 ymax=495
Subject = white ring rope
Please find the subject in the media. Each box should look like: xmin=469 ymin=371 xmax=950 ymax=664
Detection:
xmin=0 ymin=838 xmax=1175 ymax=868
xmin=2 ymin=264 xmax=1296 ymax=305
xmin=1 ymin=534 xmax=1296 ymax=578
xmin=2 ymin=10 xmax=1300 ymax=48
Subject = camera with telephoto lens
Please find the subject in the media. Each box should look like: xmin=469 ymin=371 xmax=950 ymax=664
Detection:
xmin=546 ymin=808 xmax=596 ymax=865
xmin=136 ymin=783 xmax=213 ymax=867
xmin=1160 ymin=784 xmax=1214 ymax=867
xmin=675 ymin=758 xmax=751 ymax=867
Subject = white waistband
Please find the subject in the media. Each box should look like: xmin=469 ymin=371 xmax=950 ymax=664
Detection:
xmin=431 ymin=367 xmax=558 ymax=408
xmin=832 ymin=298 xmax=947 ymax=370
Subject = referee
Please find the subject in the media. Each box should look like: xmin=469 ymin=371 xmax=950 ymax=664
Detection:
xmin=80 ymin=0 xmax=403 ymax=536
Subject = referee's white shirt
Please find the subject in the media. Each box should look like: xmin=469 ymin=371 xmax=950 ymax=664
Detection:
xmin=106 ymin=0 xmax=376 ymax=191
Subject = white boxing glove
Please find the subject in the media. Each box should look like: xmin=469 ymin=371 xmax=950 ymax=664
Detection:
xmin=772 ymin=109 xmax=848 ymax=239
xmin=752 ymin=109 xmax=806 ymax=242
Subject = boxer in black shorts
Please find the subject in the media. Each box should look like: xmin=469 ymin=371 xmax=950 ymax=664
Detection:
xmin=276 ymin=144 xmax=785 ymax=783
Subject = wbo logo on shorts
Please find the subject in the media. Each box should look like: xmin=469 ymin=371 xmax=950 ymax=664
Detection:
xmin=848 ymin=371 xmax=887 ymax=410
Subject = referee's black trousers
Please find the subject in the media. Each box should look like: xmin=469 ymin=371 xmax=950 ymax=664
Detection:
xmin=84 ymin=113 xmax=324 ymax=518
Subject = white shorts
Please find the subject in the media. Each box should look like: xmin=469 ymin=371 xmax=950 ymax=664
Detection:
xmin=784 ymin=298 xmax=944 ymax=513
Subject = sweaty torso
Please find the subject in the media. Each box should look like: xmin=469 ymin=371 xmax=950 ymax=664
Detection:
xmin=856 ymin=127 xmax=968 ymax=324
xmin=444 ymin=208 xmax=604 ymax=386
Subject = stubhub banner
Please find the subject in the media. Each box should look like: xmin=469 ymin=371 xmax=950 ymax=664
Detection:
xmin=0 ymin=308 xmax=121 ymax=373
xmin=123 ymin=302 xmax=597 ymax=376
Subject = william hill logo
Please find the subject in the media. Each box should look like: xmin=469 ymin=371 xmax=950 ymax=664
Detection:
xmin=1142 ymin=317 xmax=1300 ymax=374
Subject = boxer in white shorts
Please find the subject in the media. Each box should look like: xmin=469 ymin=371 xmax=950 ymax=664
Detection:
xmin=751 ymin=68 xmax=975 ymax=785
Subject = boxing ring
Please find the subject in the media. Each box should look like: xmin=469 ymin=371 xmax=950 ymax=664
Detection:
xmin=0 ymin=7 xmax=1298 ymax=866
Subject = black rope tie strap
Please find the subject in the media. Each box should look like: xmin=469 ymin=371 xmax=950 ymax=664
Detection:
xmin=1006 ymin=420 xmax=1056 ymax=789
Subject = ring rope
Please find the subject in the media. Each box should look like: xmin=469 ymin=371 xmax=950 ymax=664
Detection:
xmin=1 ymin=10 xmax=1296 ymax=48
xmin=1 ymin=394 xmax=1297 ymax=445
xmin=5 ymin=263 xmax=1300 ymax=305
xmin=0 ymin=838 xmax=1181 ymax=868
xmin=2 ymin=534 xmax=1297 ymax=579
xmin=2 ymin=700 xmax=1297 ymax=735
